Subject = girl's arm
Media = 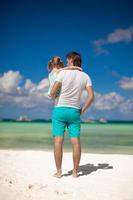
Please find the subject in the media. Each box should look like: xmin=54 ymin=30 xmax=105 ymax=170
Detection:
xmin=50 ymin=81 xmax=62 ymax=100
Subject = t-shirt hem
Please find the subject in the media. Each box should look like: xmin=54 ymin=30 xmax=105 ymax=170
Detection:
xmin=54 ymin=105 xmax=81 ymax=109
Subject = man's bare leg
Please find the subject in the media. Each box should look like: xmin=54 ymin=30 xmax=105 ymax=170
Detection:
xmin=70 ymin=138 xmax=81 ymax=177
xmin=53 ymin=136 xmax=64 ymax=178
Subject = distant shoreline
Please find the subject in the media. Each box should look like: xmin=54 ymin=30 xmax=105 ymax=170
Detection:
xmin=0 ymin=119 xmax=133 ymax=124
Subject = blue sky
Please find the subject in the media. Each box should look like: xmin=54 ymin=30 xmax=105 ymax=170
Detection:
xmin=0 ymin=0 xmax=133 ymax=120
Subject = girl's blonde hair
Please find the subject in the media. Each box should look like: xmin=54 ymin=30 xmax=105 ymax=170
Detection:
xmin=48 ymin=56 xmax=64 ymax=72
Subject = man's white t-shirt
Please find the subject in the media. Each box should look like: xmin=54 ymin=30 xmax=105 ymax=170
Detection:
xmin=55 ymin=69 xmax=92 ymax=109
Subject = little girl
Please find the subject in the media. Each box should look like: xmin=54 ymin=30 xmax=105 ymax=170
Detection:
xmin=47 ymin=56 xmax=82 ymax=99
xmin=47 ymin=56 xmax=64 ymax=99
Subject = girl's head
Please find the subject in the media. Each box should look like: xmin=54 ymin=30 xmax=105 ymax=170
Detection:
xmin=48 ymin=56 xmax=64 ymax=72
xmin=66 ymin=52 xmax=82 ymax=67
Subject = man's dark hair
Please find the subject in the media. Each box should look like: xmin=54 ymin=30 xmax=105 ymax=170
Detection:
xmin=66 ymin=52 xmax=82 ymax=67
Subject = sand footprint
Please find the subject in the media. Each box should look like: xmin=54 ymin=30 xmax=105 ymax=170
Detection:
xmin=28 ymin=183 xmax=48 ymax=190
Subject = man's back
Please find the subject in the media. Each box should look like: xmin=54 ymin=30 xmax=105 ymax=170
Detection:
xmin=55 ymin=70 xmax=92 ymax=109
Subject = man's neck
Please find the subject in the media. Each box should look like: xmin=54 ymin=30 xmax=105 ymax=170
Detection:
xmin=66 ymin=66 xmax=82 ymax=71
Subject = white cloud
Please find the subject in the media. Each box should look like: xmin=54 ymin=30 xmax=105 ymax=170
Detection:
xmin=119 ymin=77 xmax=133 ymax=90
xmin=81 ymin=90 xmax=133 ymax=114
xmin=0 ymin=70 xmax=133 ymax=118
xmin=107 ymin=27 xmax=133 ymax=43
xmin=120 ymin=99 xmax=133 ymax=114
xmin=37 ymin=79 xmax=49 ymax=91
xmin=93 ymin=92 xmax=124 ymax=110
xmin=0 ymin=70 xmax=22 ymax=94
xmin=0 ymin=70 xmax=52 ymax=109
xmin=93 ymin=26 xmax=133 ymax=55
xmin=24 ymin=79 xmax=36 ymax=90
xmin=93 ymin=39 xmax=109 ymax=55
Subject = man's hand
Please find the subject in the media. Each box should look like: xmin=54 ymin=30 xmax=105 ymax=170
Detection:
xmin=80 ymin=108 xmax=84 ymax=115
xmin=80 ymin=86 xmax=94 ymax=114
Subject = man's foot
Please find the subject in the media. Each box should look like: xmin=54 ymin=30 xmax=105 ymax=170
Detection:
xmin=53 ymin=169 xmax=62 ymax=178
xmin=72 ymin=169 xmax=79 ymax=178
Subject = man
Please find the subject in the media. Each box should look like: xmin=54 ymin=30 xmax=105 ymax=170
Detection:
xmin=50 ymin=52 xmax=94 ymax=178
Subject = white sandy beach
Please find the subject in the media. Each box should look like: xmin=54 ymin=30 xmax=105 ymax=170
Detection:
xmin=0 ymin=150 xmax=133 ymax=200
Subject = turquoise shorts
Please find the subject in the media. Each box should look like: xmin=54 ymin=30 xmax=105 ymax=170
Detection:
xmin=52 ymin=107 xmax=81 ymax=138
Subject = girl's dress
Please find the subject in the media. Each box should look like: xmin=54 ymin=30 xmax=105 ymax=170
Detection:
xmin=47 ymin=69 xmax=60 ymax=99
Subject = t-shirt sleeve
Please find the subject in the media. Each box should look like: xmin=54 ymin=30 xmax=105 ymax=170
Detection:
xmin=55 ymin=71 xmax=64 ymax=82
xmin=86 ymin=75 xmax=92 ymax=87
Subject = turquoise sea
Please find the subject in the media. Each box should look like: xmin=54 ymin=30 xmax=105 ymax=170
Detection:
xmin=0 ymin=122 xmax=133 ymax=154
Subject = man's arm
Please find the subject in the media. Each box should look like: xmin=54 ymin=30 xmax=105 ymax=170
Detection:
xmin=50 ymin=81 xmax=62 ymax=100
xmin=81 ymin=86 xmax=95 ymax=114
